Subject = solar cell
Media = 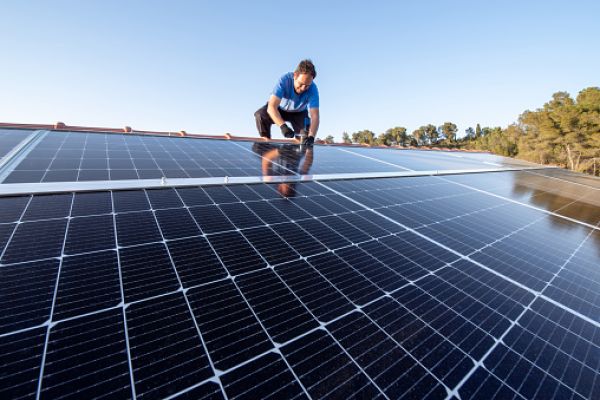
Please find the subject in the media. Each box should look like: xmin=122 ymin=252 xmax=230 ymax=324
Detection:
xmin=167 ymin=236 xmax=228 ymax=286
xmin=0 ymin=327 xmax=47 ymax=400
xmin=0 ymin=260 xmax=59 ymax=334
xmin=240 ymin=226 xmax=300 ymax=265
xmin=155 ymin=208 xmax=202 ymax=239
xmin=39 ymin=309 xmax=133 ymax=399
xmin=119 ymin=243 xmax=180 ymax=302
xmin=53 ymin=250 xmax=121 ymax=320
xmin=280 ymin=329 xmax=385 ymax=399
xmin=236 ymin=269 xmax=320 ymax=343
xmin=1 ymin=218 xmax=67 ymax=264
xmin=276 ymin=259 xmax=355 ymax=323
xmin=21 ymin=193 xmax=72 ymax=221
xmin=220 ymin=352 xmax=307 ymax=399
xmin=71 ymin=191 xmax=113 ymax=216
xmin=308 ymin=252 xmax=385 ymax=306
xmin=186 ymin=279 xmax=273 ymax=370
xmin=126 ymin=292 xmax=213 ymax=399
xmin=206 ymin=231 xmax=266 ymax=275
xmin=1 ymin=129 xmax=599 ymax=400
xmin=327 ymin=311 xmax=450 ymax=398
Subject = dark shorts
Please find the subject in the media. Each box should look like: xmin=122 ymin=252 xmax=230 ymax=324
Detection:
xmin=254 ymin=104 xmax=309 ymax=138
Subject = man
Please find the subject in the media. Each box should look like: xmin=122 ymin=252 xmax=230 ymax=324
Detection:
xmin=254 ymin=59 xmax=320 ymax=145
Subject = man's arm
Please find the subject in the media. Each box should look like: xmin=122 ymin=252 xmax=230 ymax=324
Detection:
xmin=267 ymin=95 xmax=285 ymax=127
xmin=308 ymin=107 xmax=320 ymax=137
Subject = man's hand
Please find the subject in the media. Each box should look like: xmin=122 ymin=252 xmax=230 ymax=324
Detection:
xmin=302 ymin=135 xmax=315 ymax=146
xmin=280 ymin=123 xmax=294 ymax=138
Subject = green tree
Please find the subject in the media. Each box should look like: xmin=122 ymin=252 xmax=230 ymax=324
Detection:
xmin=439 ymin=122 xmax=458 ymax=143
xmin=412 ymin=128 xmax=427 ymax=146
xmin=423 ymin=124 xmax=439 ymax=145
xmin=455 ymin=87 xmax=599 ymax=176
xmin=408 ymin=135 xmax=418 ymax=147
xmin=351 ymin=130 xmax=376 ymax=145
xmin=464 ymin=127 xmax=475 ymax=140
xmin=378 ymin=126 xmax=408 ymax=146
xmin=342 ymin=131 xmax=352 ymax=144
xmin=324 ymin=135 xmax=335 ymax=144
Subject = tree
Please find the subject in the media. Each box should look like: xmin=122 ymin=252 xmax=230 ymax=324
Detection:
xmin=464 ymin=127 xmax=475 ymax=140
xmin=411 ymin=128 xmax=427 ymax=146
xmin=423 ymin=124 xmax=439 ymax=145
xmin=351 ymin=130 xmax=376 ymax=145
xmin=324 ymin=135 xmax=335 ymax=144
xmin=439 ymin=122 xmax=458 ymax=143
xmin=342 ymin=131 xmax=352 ymax=144
xmin=378 ymin=126 xmax=408 ymax=146
xmin=481 ymin=127 xmax=492 ymax=136
xmin=518 ymin=88 xmax=600 ymax=173
xmin=447 ymin=87 xmax=599 ymax=176
xmin=407 ymin=135 xmax=418 ymax=147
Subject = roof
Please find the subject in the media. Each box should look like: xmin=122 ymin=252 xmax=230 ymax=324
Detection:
xmin=0 ymin=124 xmax=599 ymax=400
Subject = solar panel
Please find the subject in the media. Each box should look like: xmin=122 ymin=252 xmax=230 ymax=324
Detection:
xmin=1 ymin=130 xmax=542 ymax=186
xmin=0 ymin=129 xmax=32 ymax=162
xmin=3 ymin=131 xmax=290 ymax=183
xmin=1 ymin=128 xmax=599 ymax=399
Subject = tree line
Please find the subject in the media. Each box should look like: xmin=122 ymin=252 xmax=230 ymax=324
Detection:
xmin=323 ymin=87 xmax=600 ymax=176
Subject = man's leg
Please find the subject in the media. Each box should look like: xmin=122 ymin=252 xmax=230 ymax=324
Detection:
xmin=282 ymin=109 xmax=309 ymax=133
xmin=254 ymin=104 xmax=273 ymax=138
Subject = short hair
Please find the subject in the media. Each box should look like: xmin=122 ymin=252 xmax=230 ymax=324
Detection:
xmin=295 ymin=59 xmax=317 ymax=79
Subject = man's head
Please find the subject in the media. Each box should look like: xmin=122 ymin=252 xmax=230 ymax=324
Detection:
xmin=293 ymin=59 xmax=316 ymax=94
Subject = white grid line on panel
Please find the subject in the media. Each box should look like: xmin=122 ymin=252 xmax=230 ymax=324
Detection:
xmin=139 ymin=189 xmax=228 ymax=398
xmin=316 ymin=179 xmax=600 ymax=400
xmin=317 ymin=180 xmax=600 ymax=329
xmin=449 ymin=224 xmax=598 ymax=399
xmin=35 ymin=193 xmax=75 ymax=400
xmin=110 ymin=190 xmax=138 ymax=399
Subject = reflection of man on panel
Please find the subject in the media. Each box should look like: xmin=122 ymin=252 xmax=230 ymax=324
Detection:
xmin=252 ymin=142 xmax=314 ymax=197
xmin=254 ymin=59 xmax=319 ymax=146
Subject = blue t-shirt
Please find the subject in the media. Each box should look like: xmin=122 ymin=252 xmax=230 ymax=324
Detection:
xmin=272 ymin=72 xmax=319 ymax=112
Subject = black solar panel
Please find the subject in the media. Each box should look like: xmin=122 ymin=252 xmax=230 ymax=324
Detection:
xmin=1 ymin=129 xmax=599 ymax=399
xmin=0 ymin=129 xmax=31 ymax=162
xmin=1 ymin=130 xmax=541 ymax=185
xmin=3 ymin=132 xmax=287 ymax=183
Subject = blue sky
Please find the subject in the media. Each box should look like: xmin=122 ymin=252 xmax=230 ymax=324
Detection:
xmin=1 ymin=1 xmax=599 ymax=141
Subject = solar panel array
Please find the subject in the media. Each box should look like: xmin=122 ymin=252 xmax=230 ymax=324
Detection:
xmin=0 ymin=128 xmax=599 ymax=400
xmin=1 ymin=130 xmax=539 ymax=185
